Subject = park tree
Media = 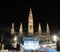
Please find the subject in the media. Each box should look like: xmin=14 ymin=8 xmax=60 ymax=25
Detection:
xmin=0 ymin=31 xmax=14 ymax=50
xmin=57 ymin=30 xmax=60 ymax=41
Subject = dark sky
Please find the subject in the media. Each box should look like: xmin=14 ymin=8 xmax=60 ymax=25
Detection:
xmin=0 ymin=0 xmax=60 ymax=33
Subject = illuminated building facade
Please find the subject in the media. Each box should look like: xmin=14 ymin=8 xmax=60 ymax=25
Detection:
xmin=11 ymin=8 xmax=50 ymax=41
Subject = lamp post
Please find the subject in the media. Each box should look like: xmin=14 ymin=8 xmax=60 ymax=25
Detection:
xmin=52 ymin=35 xmax=57 ymax=42
xmin=14 ymin=36 xmax=17 ymax=41
xmin=13 ymin=36 xmax=17 ymax=48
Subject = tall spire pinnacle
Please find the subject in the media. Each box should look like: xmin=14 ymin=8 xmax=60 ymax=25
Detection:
xmin=29 ymin=8 xmax=33 ymax=21
xmin=30 ymin=8 xmax=32 ymax=14
xmin=46 ymin=23 xmax=50 ymax=33
xmin=28 ymin=8 xmax=34 ymax=35
xmin=11 ymin=22 xmax=15 ymax=34
xmin=38 ymin=23 xmax=42 ymax=34
xmin=19 ymin=23 xmax=23 ymax=34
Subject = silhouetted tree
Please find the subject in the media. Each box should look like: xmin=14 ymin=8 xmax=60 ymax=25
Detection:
xmin=3 ymin=31 xmax=14 ymax=50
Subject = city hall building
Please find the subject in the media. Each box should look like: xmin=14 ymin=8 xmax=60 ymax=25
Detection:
xmin=11 ymin=8 xmax=50 ymax=41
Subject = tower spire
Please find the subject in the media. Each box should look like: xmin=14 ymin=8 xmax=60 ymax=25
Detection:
xmin=19 ymin=23 xmax=23 ymax=34
xmin=28 ymin=8 xmax=34 ymax=35
xmin=38 ymin=23 xmax=42 ymax=34
xmin=30 ymin=8 xmax=32 ymax=14
xmin=11 ymin=22 xmax=15 ymax=34
xmin=46 ymin=23 xmax=50 ymax=33
xmin=29 ymin=8 xmax=33 ymax=21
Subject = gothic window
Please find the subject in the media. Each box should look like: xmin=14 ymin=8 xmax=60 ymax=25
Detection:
xmin=30 ymin=25 xmax=32 ymax=29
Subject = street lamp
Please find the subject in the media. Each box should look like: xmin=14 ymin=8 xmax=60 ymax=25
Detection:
xmin=13 ymin=36 xmax=17 ymax=48
xmin=52 ymin=35 xmax=57 ymax=42
xmin=14 ymin=36 xmax=17 ymax=41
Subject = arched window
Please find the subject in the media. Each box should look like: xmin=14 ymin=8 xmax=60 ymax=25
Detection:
xmin=30 ymin=25 xmax=32 ymax=29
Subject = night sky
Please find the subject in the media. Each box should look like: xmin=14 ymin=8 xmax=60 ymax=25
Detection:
xmin=0 ymin=0 xmax=60 ymax=33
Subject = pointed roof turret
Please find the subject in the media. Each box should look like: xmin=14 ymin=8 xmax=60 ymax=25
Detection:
xmin=11 ymin=22 xmax=15 ymax=34
xmin=28 ymin=8 xmax=33 ymax=21
xmin=30 ymin=8 xmax=32 ymax=14
xmin=46 ymin=23 xmax=50 ymax=33
xmin=28 ymin=8 xmax=34 ymax=35
xmin=38 ymin=23 xmax=42 ymax=34
xmin=19 ymin=23 xmax=23 ymax=34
